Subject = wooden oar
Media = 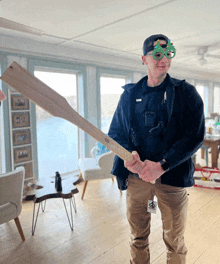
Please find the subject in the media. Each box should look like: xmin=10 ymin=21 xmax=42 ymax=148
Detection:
xmin=1 ymin=61 xmax=154 ymax=182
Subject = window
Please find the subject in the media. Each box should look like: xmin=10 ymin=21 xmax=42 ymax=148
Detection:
xmin=196 ymin=84 xmax=205 ymax=101
xmin=100 ymin=76 xmax=125 ymax=134
xmin=34 ymin=70 xmax=78 ymax=178
xmin=214 ymin=85 xmax=220 ymax=113
xmin=196 ymin=84 xmax=207 ymax=117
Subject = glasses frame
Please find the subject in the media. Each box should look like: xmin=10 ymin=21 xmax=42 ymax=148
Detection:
xmin=146 ymin=49 xmax=176 ymax=61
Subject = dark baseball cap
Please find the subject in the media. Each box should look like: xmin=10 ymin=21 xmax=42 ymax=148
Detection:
xmin=143 ymin=34 xmax=169 ymax=55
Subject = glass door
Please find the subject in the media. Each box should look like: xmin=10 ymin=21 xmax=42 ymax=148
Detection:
xmin=34 ymin=69 xmax=78 ymax=178
xmin=100 ymin=76 xmax=125 ymax=134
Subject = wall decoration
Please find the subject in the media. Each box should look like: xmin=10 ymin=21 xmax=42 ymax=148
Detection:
xmin=12 ymin=112 xmax=30 ymax=128
xmin=14 ymin=146 xmax=32 ymax=164
xmin=11 ymin=94 xmax=29 ymax=110
xmin=13 ymin=129 xmax=31 ymax=146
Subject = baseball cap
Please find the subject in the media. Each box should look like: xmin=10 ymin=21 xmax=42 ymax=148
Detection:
xmin=143 ymin=34 xmax=169 ymax=55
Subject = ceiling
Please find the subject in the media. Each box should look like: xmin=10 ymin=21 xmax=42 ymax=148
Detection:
xmin=0 ymin=0 xmax=220 ymax=81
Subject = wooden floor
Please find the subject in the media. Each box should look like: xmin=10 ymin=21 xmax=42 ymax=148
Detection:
xmin=1 ymin=149 xmax=220 ymax=264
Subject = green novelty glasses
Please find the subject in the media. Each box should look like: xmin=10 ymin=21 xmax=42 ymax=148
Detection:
xmin=147 ymin=39 xmax=176 ymax=61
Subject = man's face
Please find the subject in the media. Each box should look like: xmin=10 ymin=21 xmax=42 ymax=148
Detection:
xmin=142 ymin=40 xmax=172 ymax=78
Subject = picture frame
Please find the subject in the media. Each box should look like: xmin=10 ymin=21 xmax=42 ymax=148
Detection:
xmin=12 ymin=129 xmax=31 ymax=146
xmin=14 ymin=162 xmax=33 ymax=179
xmin=11 ymin=94 xmax=29 ymax=110
xmin=14 ymin=146 xmax=32 ymax=164
xmin=12 ymin=112 xmax=30 ymax=128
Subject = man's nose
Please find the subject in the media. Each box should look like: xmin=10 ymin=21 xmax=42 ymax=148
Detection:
xmin=161 ymin=55 xmax=169 ymax=62
xmin=159 ymin=56 xmax=170 ymax=65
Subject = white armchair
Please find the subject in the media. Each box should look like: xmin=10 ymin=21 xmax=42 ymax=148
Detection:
xmin=78 ymin=151 xmax=115 ymax=200
xmin=0 ymin=167 xmax=25 ymax=241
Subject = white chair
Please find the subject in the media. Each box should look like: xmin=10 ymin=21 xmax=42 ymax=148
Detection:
xmin=0 ymin=167 xmax=25 ymax=241
xmin=78 ymin=151 xmax=115 ymax=200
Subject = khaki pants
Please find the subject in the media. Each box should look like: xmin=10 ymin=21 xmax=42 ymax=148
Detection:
xmin=126 ymin=174 xmax=188 ymax=264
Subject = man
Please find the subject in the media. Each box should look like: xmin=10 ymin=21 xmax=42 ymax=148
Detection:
xmin=108 ymin=34 xmax=204 ymax=264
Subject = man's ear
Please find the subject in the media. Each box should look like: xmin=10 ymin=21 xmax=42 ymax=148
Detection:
xmin=142 ymin=55 xmax=147 ymax=65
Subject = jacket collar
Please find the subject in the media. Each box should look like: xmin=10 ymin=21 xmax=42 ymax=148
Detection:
xmin=123 ymin=73 xmax=185 ymax=123
xmin=122 ymin=74 xmax=184 ymax=91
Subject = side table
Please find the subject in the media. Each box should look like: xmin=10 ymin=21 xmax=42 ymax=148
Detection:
xmin=27 ymin=176 xmax=79 ymax=235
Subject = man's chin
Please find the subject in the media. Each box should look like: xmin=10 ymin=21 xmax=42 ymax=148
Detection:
xmin=157 ymin=67 xmax=169 ymax=75
xmin=158 ymin=68 xmax=168 ymax=74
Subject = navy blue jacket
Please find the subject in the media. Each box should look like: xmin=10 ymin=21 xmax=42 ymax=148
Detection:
xmin=108 ymin=74 xmax=205 ymax=190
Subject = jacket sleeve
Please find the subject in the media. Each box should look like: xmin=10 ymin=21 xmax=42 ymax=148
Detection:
xmin=108 ymin=90 xmax=133 ymax=190
xmin=163 ymin=84 xmax=205 ymax=170
xmin=108 ymin=90 xmax=133 ymax=151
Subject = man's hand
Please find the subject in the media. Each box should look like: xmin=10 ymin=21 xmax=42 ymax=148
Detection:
xmin=124 ymin=151 xmax=143 ymax=174
xmin=0 ymin=90 xmax=6 ymax=101
xmin=124 ymin=151 xmax=165 ymax=183
xmin=139 ymin=160 xmax=164 ymax=182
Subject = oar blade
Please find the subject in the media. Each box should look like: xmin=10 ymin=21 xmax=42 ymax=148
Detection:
xmin=1 ymin=61 xmax=72 ymax=119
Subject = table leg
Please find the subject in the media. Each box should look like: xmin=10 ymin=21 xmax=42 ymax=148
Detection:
xmin=32 ymin=202 xmax=41 ymax=235
xmin=211 ymin=145 xmax=219 ymax=168
xmin=201 ymin=148 xmax=205 ymax=159
xmin=72 ymin=196 xmax=77 ymax=213
xmin=40 ymin=200 xmax=46 ymax=212
xmin=62 ymin=198 xmax=75 ymax=231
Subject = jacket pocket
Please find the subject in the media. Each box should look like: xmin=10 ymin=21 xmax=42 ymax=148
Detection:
xmin=145 ymin=111 xmax=156 ymax=127
xmin=136 ymin=110 xmax=156 ymax=128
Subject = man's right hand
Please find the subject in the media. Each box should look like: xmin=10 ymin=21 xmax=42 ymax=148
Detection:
xmin=124 ymin=151 xmax=143 ymax=174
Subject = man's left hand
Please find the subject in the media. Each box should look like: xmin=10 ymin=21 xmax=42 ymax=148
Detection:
xmin=138 ymin=160 xmax=164 ymax=182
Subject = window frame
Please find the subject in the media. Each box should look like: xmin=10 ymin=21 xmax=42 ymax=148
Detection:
xmin=97 ymin=68 xmax=132 ymax=131
xmin=28 ymin=58 xmax=87 ymax=179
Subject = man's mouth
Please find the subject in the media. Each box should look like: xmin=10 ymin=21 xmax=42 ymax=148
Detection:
xmin=157 ymin=65 xmax=169 ymax=69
